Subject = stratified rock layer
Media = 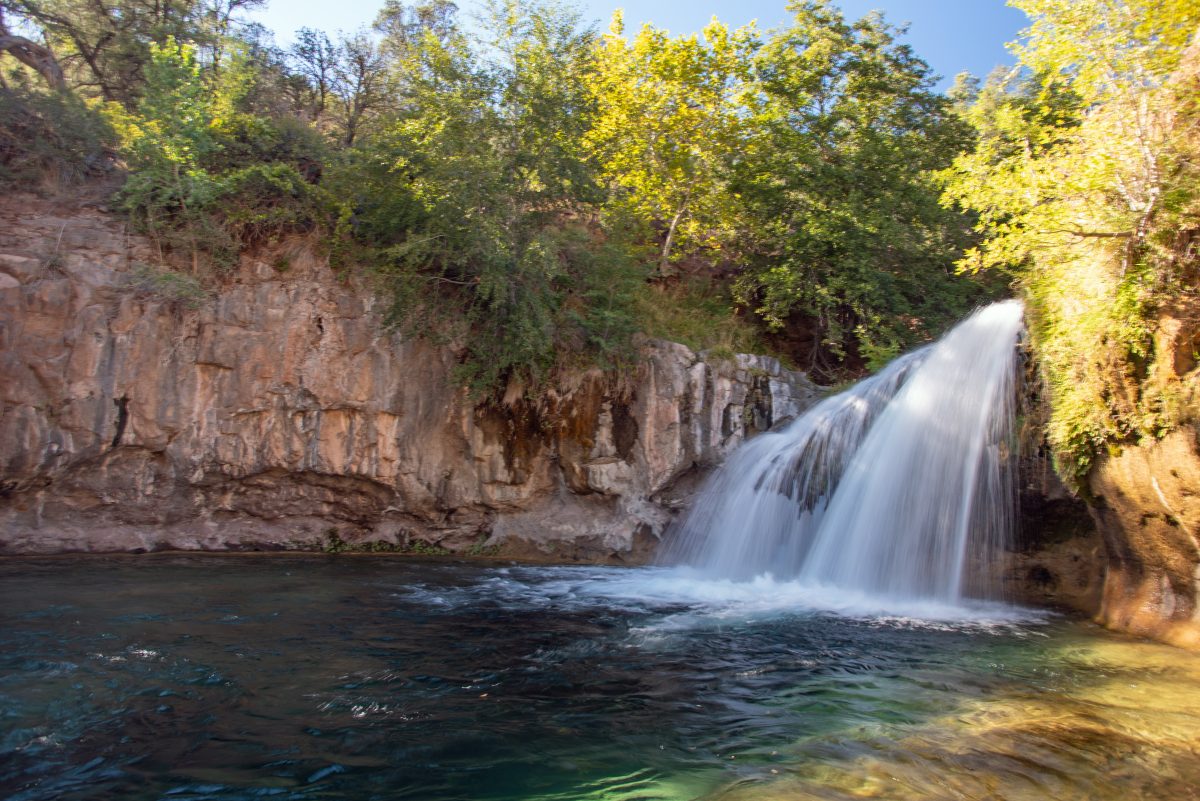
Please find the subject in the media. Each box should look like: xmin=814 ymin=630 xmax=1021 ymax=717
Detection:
xmin=0 ymin=197 xmax=818 ymax=559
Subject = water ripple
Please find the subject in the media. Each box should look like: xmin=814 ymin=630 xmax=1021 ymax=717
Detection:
xmin=1 ymin=556 xmax=1198 ymax=801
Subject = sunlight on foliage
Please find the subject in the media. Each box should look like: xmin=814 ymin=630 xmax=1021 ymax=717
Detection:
xmin=940 ymin=0 xmax=1200 ymax=482
xmin=1 ymin=0 xmax=1011 ymax=396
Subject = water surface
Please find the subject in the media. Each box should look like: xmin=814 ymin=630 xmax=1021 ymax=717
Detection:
xmin=2 ymin=556 xmax=1198 ymax=800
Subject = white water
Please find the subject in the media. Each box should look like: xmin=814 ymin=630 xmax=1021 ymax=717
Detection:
xmin=395 ymin=565 xmax=1043 ymax=634
xmin=661 ymin=300 xmax=1025 ymax=608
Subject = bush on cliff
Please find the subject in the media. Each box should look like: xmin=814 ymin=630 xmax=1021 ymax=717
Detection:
xmin=350 ymin=0 xmax=644 ymax=394
xmin=1 ymin=0 xmax=1007 ymax=394
xmin=104 ymin=38 xmax=337 ymax=269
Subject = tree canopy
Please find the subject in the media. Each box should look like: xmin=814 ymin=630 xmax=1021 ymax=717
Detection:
xmin=940 ymin=0 xmax=1200 ymax=481
xmin=1 ymin=0 xmax=1014 ymax=393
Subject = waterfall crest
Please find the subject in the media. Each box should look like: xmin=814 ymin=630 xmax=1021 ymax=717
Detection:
xmin=662 ymin=300 xmax=1024 ymax=605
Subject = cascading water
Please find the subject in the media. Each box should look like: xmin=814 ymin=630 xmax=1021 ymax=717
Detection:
xmin=663 ymin=300 xmax=1024 ymax=606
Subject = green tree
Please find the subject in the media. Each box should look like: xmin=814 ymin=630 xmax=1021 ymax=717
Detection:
xmin=105 ymin=36 xmax=333 ymax=265
xmin=288 ymin=27 xmax=338 ymax=123
xmin=375 ymin=0 xmax=458 ymax=61
xmin=939 ymin=0 xmax=1200 ymax=480
xmin=2 ymin=0 xmax=261 ymax=105
xmin=330 ymin=31 xmax=390 ymax=146
xmin=356 ymin=0 xmax=640 ymax=393
xmin=587 ymin=11 xmax=755 ymax=276
xmin=734 ymin=0 xmax=986 ymax=373
xmin=105 ymin=36 xmax=225 ymax=264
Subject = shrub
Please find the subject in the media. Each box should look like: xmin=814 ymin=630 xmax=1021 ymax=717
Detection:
xmin=633 ymin=277 xmax=770 ymax=357
xmin=214 ymin=163 xmax=335 ymax=246
xmin=125 ymin=262 xmax=209 ymax=307
xmin=0 ymin=78 xmax=117 ymax=190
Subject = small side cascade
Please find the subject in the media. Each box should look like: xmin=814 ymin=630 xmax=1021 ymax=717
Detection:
xmin=663 ymin=300 xmax=1025 ymax=605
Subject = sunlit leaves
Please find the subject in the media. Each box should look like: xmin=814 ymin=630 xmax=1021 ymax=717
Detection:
xmin=732 ymin=0 xmax=984 ymax=372
xmin=939 ymin=0 xmax=1200 ymax=481
xmin=367 ymin=0 xmax=642 ymax=393
xmin=586 ymin=12 xmax=756 ymax=274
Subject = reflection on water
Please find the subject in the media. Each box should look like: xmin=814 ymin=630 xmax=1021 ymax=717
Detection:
xmin=1 ymin=556 xmax=1198 ymax=801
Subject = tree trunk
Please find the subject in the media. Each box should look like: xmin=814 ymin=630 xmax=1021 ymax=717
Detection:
xmin=658 ymin=190 xmax=692 ymax=277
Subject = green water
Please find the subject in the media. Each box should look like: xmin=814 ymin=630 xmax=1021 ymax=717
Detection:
xmin=2 ymin=556 xmax=1198 ymax=800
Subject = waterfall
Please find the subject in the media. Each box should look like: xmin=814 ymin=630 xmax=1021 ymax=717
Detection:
xmin=663 ymin=300 xmax=1024 ymax=605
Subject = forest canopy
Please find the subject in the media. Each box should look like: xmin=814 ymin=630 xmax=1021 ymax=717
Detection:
xmin=0 ymin=0 xmax=1006 ymax=393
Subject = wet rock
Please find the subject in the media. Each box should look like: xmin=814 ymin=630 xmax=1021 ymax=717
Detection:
xmin=1007 ymin=454 xmax=1105 ymax=616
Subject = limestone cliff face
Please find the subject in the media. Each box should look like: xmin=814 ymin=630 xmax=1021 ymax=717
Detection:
xmin=0 ymin=197 xmax=819 ymax=558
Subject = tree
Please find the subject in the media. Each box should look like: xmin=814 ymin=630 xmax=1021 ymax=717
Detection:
xmin=2 ymin=0 xmax=260 ymax=104
xmin=330 ymin=30 xmax=389 ymax=146
xmin=288 ymin=27 xmax=338 ymax=122
xmin=375 ymin=0 xmax=457 ymax=61
xmin=196 ymin=0 xmax=265 ymax=75
xmin=355 ymin=0 xmax=640 ymax=392
xmin=103 ymin=36 xmax=224 ymax=264
xmin=0 ymin=7 xmax=65 ymax=89
xmin=939 ymin=0 xmax=1200 ymax=479
xmin=733 ymin=0 xmax=985 ymax=372
xmin=587 ymin=11 xmax=755 ymax=276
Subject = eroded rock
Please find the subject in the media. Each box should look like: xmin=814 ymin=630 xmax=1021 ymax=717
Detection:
xmin=0 ymin=196 xmax=819 ymax=559
xmin=1090 ymin=428 xmax=1200 ymax=649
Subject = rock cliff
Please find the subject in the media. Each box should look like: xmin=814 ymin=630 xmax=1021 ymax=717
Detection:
xmin=0 ymin=196 xmax=819 ymax=559
xmin=1090 ymin=428 xmax=1200 ymax=649
xmin=1087 ymin=302 xmax=1200 ymax=648
xmin=6 ymin=195 xmax=1200 ymax=649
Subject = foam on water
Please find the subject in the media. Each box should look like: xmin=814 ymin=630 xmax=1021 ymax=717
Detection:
xmin=393 ymin=564 xmax=1044 ymax=636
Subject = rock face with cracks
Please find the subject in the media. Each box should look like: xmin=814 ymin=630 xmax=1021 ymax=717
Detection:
xmin=0 ymin=196 xmax=819 ymax=561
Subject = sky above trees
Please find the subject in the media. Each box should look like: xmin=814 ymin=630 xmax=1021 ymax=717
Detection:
xmin=250 ymin=0 xmax=1027 ymax=91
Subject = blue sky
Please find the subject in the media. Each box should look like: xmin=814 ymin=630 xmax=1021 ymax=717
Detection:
xmin=250 ymin=1 xmax=1028 ymax=91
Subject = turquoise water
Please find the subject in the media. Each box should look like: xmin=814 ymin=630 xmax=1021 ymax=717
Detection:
xmin=2 ymin=556 xmax=1199 ymax=800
